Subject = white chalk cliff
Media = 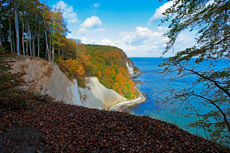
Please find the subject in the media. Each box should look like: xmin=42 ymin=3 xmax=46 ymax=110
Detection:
xmin=126 ymin=62 xmax=134 ymax=75
xmin=79 ymin=77 xmax=127 ymax=109
xmin=8 ymin=57 xmax=126 ymax=110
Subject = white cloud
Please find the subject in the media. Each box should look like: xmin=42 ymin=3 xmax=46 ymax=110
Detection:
xmin=95 ymin=28 xmax=106 ymax=32
xmin=66 ymin=33 xmax=74 ymax=38
xmin=53 ymin=1 xmax=78 ymax=23
xmin=81 ymin=37 xmax=97 ymax=44
xmin=120 ymin=27 xmax=164 ymax=46
xmin=148 ymin=1 xmax=173 ymax=23
xmin=158 ymin=26 xmax=168 ymax=32
xmin=101 ymin=38 xmax=114 ymax=46
xmin=81 ymin=16 xmax=102 ymax=28
xmin=117 ymin=27 xmax=172 ymax=57
xmin=78 ymin=28 xmax=88 ymax=34
xmin=93 ymin=3 xmax=100 ymax=8
xmin=118 ymin=26 xmax=196 ymax=57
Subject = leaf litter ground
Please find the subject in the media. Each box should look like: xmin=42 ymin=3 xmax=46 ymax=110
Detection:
xmin=0 ymin=95 xmax=229 ymax=153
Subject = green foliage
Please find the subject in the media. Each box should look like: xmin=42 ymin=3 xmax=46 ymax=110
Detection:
xmin=77 ymin=77 xmax=86 ymax=89
xmin=159 ymin=0 xmax=230 ymax=146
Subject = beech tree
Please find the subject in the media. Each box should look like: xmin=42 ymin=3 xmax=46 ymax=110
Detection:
xmin=158 ymin=0 xmax=230 ymax=145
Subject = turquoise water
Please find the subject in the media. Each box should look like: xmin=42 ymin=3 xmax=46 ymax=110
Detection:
xmin=125 ymin=57 xmax=229 ymax=138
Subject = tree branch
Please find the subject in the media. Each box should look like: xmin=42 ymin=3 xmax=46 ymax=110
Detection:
xmin=191 ymin=93 xmax=230 ymax=133
xmin=180 ymin=66 xmax=230 ymax=98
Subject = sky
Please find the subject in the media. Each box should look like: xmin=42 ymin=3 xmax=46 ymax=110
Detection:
xmin=46 ymin=0 xmax=196 ymax=57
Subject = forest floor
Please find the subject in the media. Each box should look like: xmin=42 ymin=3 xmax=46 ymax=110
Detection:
xmin=0 ymin=93 xmax=229 ymax=153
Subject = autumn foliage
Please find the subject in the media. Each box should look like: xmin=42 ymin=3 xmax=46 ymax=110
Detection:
xmin=86 ymin=45 xmax=139 ymax=99
xmin=55 ymin=44 xmax=139 ymax=99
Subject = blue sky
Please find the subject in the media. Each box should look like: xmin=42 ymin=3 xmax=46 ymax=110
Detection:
xmin=47 ymin=0 xmax=195 ymax=57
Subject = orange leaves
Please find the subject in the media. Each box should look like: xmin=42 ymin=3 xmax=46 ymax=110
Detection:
xmin=97 ymin=70 xmax=102 ymax=79
xmin=115 ymin=73 xmax=126 ymax=83
xmin=75 ymin=65 xmax=85 ymax=76
xmin=57 ymin=58 xmax=86 ymax=80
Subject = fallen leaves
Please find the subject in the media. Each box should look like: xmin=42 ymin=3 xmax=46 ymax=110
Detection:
xmin=0 ymin=95 xmax=229 ymax=152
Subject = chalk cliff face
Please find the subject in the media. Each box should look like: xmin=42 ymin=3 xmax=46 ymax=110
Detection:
xmin=126 ymin=58 xmax=139 ymax=75
xmin=8 ymin=57 xmax=126 ymax=109
xmin=79 ymin=77 xmax=126 ymax=109
xmin=126 ymin=62 xmax=134 ymax=75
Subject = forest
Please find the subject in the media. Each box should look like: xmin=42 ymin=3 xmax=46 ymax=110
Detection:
xmin=0 ymin=0 xmax=139 ymax=100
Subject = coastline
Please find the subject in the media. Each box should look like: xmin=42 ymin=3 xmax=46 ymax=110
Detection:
xmin=108 ymin=91 xmax=146 ymax=112
xmin=108 ymin=71 xmax=146 ymax=112
xmin=129 ymin=71 xmax=144 ymax=79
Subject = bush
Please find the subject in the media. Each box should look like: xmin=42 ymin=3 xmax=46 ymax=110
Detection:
xmin=77 ymin=77 xmax=86 ymax=89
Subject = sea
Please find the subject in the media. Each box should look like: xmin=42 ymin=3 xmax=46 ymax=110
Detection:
xmin=124 ymin=57 xmax=229 ymax=139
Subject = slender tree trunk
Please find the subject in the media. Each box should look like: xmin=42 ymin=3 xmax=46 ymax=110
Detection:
xmin=62 ymin=49 xmax=64 ymax=57
xmin=42 ymin=11 xmax=49 ymax=60
xmin=44 ymin=30 xmax=49 ymax=60
xmin=12 ymin=32 xmax=15 ymax=53
xmin=9 ymin=19 xmax=13 ymax=53
xmin=14 ymin=0 xmax=20 ymax=56
xmin=22 ymin=19 xmax=25 ymax=55
xmin=52 ymin=43 xmax=54 ymax=62
xmin=37 ymin=26 xmax=40 ymax=58
xmin=28 ymin=23 xmax=32 ymax=56
xmin=49 ymin=35 xmax=51 ymax=51
xmin=32 ymin=29 xmax=36 ymax=56
xmin=52 ymin=29 xmax=54 ymax=62
xmin=49 ymin=35 xmax=51 ymax=61
xmin=26 ymin=40 xmax=28 ymax=55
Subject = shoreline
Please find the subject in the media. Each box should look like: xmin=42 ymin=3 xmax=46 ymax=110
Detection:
xmin=129 ymin=71 xmax=144 ymax=79
xmin=108 ymin=91 xmax=146 ymax=112
xmin=108 ymin=71 xmax=146 ymax=112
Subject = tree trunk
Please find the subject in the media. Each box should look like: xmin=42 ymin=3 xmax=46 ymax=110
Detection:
xmin=52 ymin=29 xmax=54 ymax=62
xmin=9 ymin=19 xmax=13 ymax=53
xmin=37 ymin=26 xmax=40 ymax=58
xmin=26 ymin=40 xmax=28 ymax=55
xmin=14 ymin=0 xmax=20 ymax=56
xmin=28 ymin=23 xmax=32 ymax=56
xmin=42 ymin=11 xmax=49 ymax=60
xmin=12 ymin=32 xmax=15 ymax=53
xmin=22 ymin=19 xmax=25 ymax=55
xmin=49 ymin=35 xmax=51 ymax=61
xmin=32 ymin=29 xmax=36 ymax=56
xmin=44 ymin=30 xmax=49 ymax=60
xmin=62 ymin=49 xmax=64 ymax=57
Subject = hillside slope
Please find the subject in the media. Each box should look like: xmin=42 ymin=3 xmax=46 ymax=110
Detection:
xmin=1 ymin=98 xmax=228 ymax=152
